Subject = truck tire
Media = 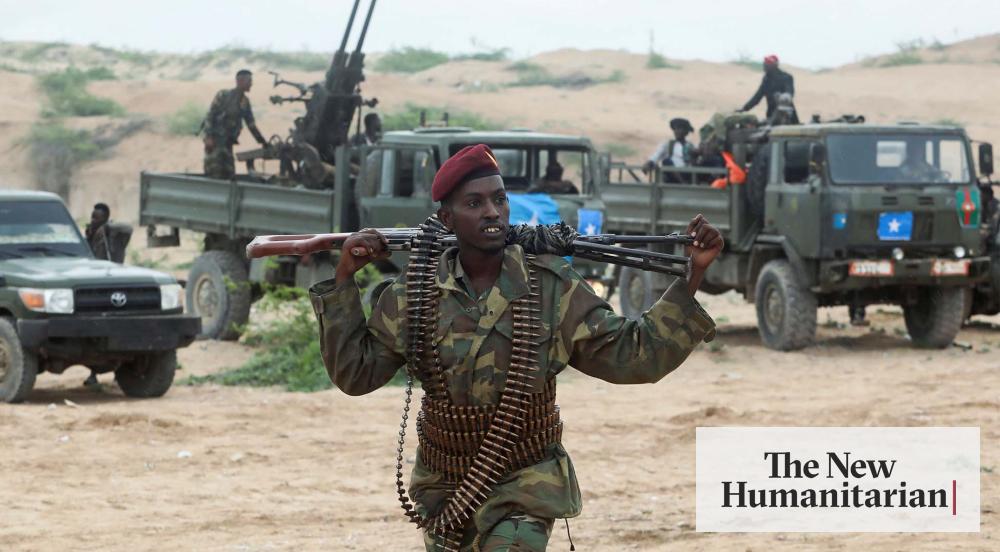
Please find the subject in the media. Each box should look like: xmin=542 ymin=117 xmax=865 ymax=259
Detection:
xmin=618 ymin=266 xmax=656 ymax=320
xmin=903 ymin=287 xmax=965 ymax=349
xmin=187 ymin=250 xmax=251 ymax=340
xmin=0 ymin=318 xmax=37 ymax=403
xmin=115 ymin=350 xmax=177 ymax=398
xmin=754 ymin=259 xmax=817 ymax=351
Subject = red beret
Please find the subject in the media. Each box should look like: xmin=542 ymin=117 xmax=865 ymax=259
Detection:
xmin=764 ymin=54 xmax=779 ymax=66
xmin=431 ymin=143 xmax=501 ymax=202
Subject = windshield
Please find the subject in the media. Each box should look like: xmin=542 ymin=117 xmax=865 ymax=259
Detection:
xmin=449 ymin=144 xmax=592 ymax=195
xmin=0 ymin=200 xmax=91 ymax=258
xmin=827 ymin=133 xmax=970 ymax=185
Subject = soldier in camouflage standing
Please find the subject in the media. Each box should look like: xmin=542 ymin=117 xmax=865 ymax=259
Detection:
xmin=310 ymin=144 xmax=722 ymax=551
xmin=202 ymin=69 xmax=269 ymax=179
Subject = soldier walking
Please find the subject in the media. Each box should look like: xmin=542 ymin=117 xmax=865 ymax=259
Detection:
xmin=309 ymin=144 xmax=723 ymax=550
xmin=202 ymin=69 xmax=269 ymax=179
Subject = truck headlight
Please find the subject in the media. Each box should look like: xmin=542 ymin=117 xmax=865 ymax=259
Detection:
xmin=18 ymin=288 xmax=74 ymax=314
xmin=160 ymin=284 xmax=183 ymax=310
xmin=953 ymin=246 xmax=966 ymax=259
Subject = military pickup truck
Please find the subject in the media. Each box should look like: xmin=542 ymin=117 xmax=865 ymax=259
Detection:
xmin=603 ymin=121 xmax=994 ymax=350
xmin=0 ymin=191 xmax=200 ymax=402
xmin=140 ymin=128 xmax=607 ymax=340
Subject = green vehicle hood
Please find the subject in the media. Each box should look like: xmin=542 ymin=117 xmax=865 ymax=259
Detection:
xmin=0 ymin=257 xmax=175 ymax=288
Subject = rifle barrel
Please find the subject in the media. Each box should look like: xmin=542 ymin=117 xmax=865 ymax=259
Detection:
xmin=339 ymin=0 xmax=362 ymax=53
xmin=355 ymin=0 xmax=377 ymax=53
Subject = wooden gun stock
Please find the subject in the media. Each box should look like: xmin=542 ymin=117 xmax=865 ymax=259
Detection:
xmin=246 ymin=233 xmax=351 ymax=259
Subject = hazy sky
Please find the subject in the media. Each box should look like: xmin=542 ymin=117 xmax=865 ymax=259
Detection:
xmin=2 ymin=0 xmax=998 ymax=69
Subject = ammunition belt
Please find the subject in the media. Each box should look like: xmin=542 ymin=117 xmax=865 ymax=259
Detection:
xmin=395 ymin=216 xmax=550 ymax=551
xmin=418 ymin=379 xmax=561 ymax=482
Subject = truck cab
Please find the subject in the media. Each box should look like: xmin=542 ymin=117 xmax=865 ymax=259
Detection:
xmin=603 ymin=122 xmax=992 ymax=350
xmin=0 ymin=191 xmax=200 ymax=402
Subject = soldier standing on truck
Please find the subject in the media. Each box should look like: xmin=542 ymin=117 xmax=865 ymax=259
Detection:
xmin=738 ymin=55 xmax=795 ymax=119
xmin=643 ymin=118 xmax=697 ymax=182
xmin=309 ymin=143 xmax=722 ymax=550
xmin=202 ymin=69 xmax=269 ymax=179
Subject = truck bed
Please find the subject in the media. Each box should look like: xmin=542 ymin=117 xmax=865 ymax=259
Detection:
xmin=139 ymin=172 xmax=339 ymax=237
xmin=602 ymin=179 xmax=732 ymax=236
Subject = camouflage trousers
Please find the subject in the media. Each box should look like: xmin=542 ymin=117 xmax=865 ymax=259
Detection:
xmin=423 ymin=513 xmax=553 ymax=552
xmin=203 ymin=142 xmax=235 ymax=179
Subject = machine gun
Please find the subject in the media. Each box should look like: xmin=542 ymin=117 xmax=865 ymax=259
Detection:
xmin=237 ymin=0 xmax=379 ymax=188
xmin=246 ymin=224 xmax=695 ymax=278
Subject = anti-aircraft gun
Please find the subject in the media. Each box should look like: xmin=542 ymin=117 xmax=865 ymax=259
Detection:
xmin=236 ymin=0 xmax=379 ymax=189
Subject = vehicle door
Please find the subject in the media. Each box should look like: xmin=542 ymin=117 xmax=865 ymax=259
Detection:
xmin=356 ymin=144 xmax=438 ymax=229
xmin=765 ymin=139 xmax=823 ymax=259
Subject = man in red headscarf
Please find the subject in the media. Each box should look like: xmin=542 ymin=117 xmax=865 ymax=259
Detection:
xmin=738 ymin=54 xmax=795 ymax=119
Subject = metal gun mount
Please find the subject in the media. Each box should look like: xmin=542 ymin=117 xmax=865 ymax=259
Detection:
xmin=236 ymin=0 xmax=379 ymax=189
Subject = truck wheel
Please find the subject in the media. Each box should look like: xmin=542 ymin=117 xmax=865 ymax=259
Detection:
xmin=116 ymin=350 xmax=176 ymax=398
xmin=0 ymin=318 xmax=37 ymax=403
xmin=187 ymin=250 xmax=251 ymax=340
xmin=903 ymin=287 xmax=965 ymax=349
xmin=754 ymin=260 xmax=817 ymax=351
xmin=618 ymin=266 xmax=656 ymax=320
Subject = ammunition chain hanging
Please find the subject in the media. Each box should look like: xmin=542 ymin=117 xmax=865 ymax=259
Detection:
xmin=394 ymin=217 xmax=546 ymax=552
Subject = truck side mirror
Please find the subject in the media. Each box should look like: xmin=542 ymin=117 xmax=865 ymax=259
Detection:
xmin=979 ymin=143 xmax=994 ymax=176
xmin=809 ymin=143 xmax=826 ymax=174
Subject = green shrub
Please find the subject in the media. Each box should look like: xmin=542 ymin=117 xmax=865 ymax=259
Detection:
xmin=21 ymin=122 xmax=100 ymax=197
xmin=932 ymin=118 xmax=962 ymax=127
xmin=166 ymin=102 xmax=205 ymax=136
xmin=82 ymin=66 xmax=117 ymax=80
xmin=184 ymin=282 xmax=405 ymax=392
xmin=382 ymin=103 xmax=501 ymax=131
xmin=730 ymin=54 xmax=762 ymax=71
xmin=19 ymin=42 xmax=67 ymax=62
xmin=646 ymin=52 xmax=679 ymax=70
xmin=38 ymin=68 xmax=125 ymax=117
xmin=604 ymin=142 xmax=637 ymax=158
xmin=374 ymin=47 xmax=450 ymax=73
xmin=880 ymin=51 xmax=923 ymax=67
xmin=452 ymin=48 xmax=510 ymax=62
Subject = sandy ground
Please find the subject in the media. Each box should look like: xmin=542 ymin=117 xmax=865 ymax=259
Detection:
xmin=1 ymin=296 xmax=997 ymax=551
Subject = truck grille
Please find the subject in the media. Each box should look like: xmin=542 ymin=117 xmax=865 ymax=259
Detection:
xmin=74 ymin=286 xmax=161 ymax=314
xmin=850 ymin=213 xmax=934 ymax=243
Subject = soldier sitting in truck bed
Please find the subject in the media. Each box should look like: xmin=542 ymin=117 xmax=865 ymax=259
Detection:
xmin=643 ymin=118 xmax=697 ymax=183
xmin=529 ymin=160 xmax=577 ymax=194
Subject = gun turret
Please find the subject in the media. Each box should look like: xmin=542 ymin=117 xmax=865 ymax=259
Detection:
xmin=237 ymin=0 xmax=378 ymax=188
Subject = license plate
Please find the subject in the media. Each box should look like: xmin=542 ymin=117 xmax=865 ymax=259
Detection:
xmin=849 ymin=260 xmax=894 ymax=277
xmin=931 ymin=259 xmax=970 ymax=276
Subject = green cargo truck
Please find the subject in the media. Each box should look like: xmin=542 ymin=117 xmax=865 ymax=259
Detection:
xmin=0 ymin=191 xmax=200 ymax=402
xmin=602 ymin=122 xmax=994 ymax=350
xmin=141 ymin=128 xmax=608 ymax=340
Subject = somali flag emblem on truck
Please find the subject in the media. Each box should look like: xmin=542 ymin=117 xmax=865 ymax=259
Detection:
xmin=877 ymin=211 xmax=913 ymax=241
xmin=577 ymin=209 xmax=603 ymax=236
xmin=508 ymin=193 xmax=562 ymax=226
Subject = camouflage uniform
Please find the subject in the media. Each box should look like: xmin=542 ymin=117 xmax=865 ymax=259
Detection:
xmin=202 ymin=88 xmax=258 ymax=179
xmin=310 ymin=244 xmax=715 ymax=551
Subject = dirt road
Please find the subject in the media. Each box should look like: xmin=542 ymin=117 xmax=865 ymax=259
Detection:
xmin=1 ymin=298 xmax=997 ymax=551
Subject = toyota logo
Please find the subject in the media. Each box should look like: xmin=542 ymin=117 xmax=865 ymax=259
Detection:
xmin=110 ymin=291 xmax=128 ymax=308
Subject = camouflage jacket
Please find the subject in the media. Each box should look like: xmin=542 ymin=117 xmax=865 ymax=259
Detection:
xmin=309 ymin=245 xmax=715 ymax=535
xmin=203 ymin=88 xmax=255 ymax=144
